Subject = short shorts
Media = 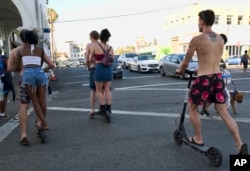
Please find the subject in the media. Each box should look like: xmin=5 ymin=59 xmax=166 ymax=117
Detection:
xmin=22 ymin=66 xmax=48 ymax=86
xmin=189 ymin=73 xmax=226 ymax=105
xmin=18 ymin=80 xmax=30 ymax=104
xmin=89 ymin=67 xmax=96 ymax=90
xmin=94 ymin=63 xmax=112 ymax=82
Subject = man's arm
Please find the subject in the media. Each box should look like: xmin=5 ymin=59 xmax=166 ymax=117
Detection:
xmin=7 ymin=48 xmax=21 ymax=72
xmin=177 ymin=37 xmax=197 ymax=74
xmin=85 ymin=43 xmax=91 ymax=70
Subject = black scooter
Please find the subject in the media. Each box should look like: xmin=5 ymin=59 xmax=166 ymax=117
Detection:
xmin=173 ymin=70 xmax=223 ymax=167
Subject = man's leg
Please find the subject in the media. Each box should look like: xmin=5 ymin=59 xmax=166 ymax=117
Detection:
xmin=189 ymin=103 xmax=204 ymax=145
xmin=215 ymin=103 xmax=244 ymax=153
xmin=0 ymin=94 xmax=8 ymax=118
xmin=19 ymin=103 xmax=29 ymax=141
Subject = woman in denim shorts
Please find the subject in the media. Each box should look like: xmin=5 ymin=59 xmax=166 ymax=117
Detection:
xmin=15 ymin=30 xmax=54 ymax=130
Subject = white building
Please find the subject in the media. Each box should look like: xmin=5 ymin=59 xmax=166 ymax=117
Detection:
xmin=0 ymin=0 xmax=50 ymax=56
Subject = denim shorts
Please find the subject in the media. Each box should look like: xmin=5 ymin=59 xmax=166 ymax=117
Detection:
xmin=89 ymin=67 xmax=96 ymax=90
xmin=22 ymin=67 xmax=48 ymax=86
xmin=95 ymin=63 xmax=112 ymax=82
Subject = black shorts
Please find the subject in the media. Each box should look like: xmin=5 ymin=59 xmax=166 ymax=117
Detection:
xmin=19 ymin=81 xmax=30 ymax=104
xmin=189 ymin=73 xmax=226 ymax=105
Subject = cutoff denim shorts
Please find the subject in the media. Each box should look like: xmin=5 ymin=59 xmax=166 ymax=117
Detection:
xmin=94 ymin=63 xmax=113 ymax=82
xmin=22 ymin=66 xmax=48 ymax=86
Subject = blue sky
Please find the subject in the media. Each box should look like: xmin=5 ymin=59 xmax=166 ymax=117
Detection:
xmin=49 ymin=0 xmax=196 ymax=48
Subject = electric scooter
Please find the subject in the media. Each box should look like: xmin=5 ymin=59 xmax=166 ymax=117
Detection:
xmin=173 ymin=69 xmax=223 ymax=167
xmin=37 ymin=127 xmax=46 ymax=144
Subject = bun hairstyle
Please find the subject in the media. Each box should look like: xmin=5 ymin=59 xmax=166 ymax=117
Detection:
xmin=100 ymin=28 xmax=111 ymax=43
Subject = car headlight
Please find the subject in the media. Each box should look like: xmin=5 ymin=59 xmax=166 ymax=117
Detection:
xmin=141 ymin=64 xmax=146 ymax=67
xmin=117 ymin=65 xmax=122 ymax=69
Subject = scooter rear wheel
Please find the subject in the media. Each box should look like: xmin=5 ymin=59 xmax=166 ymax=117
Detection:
xmin=173 ymin=129 xmax=183 ymax=145
xmin=207 ymin=146 xmax=223 ymax=167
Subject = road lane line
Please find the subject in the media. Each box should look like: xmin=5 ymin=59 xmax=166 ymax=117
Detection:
xmin=0 ymin=108 xmax=33 ymax=142
xmin=1 ymin=107 xmax=250 ymax=143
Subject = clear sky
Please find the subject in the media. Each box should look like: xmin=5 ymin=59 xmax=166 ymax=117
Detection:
xmin=49 ymin=0 xmax=197 ymax=48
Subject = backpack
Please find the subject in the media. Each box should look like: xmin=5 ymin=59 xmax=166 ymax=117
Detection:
xmin=98 ymin=43 xmax=113 ymax=67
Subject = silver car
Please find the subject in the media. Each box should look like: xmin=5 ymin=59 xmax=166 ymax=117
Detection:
xmin=159 ymin=53 xmax=198 ymax=79
xmin=118 ymin=52 xmax=138 ymax=69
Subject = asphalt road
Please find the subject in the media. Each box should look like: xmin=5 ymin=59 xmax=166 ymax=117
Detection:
xmin=0 ymin=65 xmax=250 ymax=171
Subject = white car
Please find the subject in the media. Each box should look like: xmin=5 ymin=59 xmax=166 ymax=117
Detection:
xmin=118 ymin=52 xmax=138 ymax=69
xmin=128 ymin=55 xmax=159 ymax=73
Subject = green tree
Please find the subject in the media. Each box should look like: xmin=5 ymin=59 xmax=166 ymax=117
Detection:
xmin=155 ymin=46 xmax=172 ymax=60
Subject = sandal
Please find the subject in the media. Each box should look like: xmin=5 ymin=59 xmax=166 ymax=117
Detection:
xmin=238 ymin=143 xmax=248 ymax=155
xmin=187 ymin=137 xmax=204 ymax=146
xmin=20 ymin=137 xmax=29 ymax=145
xmin=89 ymin=112 xmax=95 ymax=119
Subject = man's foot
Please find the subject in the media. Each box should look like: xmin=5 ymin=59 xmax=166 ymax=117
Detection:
xmin=199 ymin=110 xmax=210 ymax=117
xmin=89 ymin=112 xmax=95 ymax=119
xmin=19 ymin=137 xmax=29 ymax=146
xmin=187 ymin=137 xmax=204 ymax=146
xmin=238 ymin=143 xmax=248 ymax=155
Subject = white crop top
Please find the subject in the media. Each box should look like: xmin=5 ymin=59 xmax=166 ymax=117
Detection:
xmin=22 ymin=56 xmax=41 ymax=66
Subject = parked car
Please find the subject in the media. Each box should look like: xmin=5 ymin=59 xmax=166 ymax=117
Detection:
xmin=112 ymin=56 xmax=123 ymax=79
xmin=224 ymin=56 xmax=241 ymax=65
xmin=118 ymin=52 xmax=138 ymax=69
xmin=159 ymin=53 xmax=198 ymax=79
xmin=78 ymin=58 xmax=85 ymax=65
xmin=66 ymin=59 xmax=80 ymax=67
xmin=128 ymin=55 xmax=159 ymax=73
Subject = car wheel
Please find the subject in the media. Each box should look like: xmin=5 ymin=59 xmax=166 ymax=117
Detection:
xmin=160 ymin=67 xmax=165 ymax=76
xmin=138 ymin=66 xmax=141 ymax=73
xmin=129 ymin=65 xmax=132 ymax=72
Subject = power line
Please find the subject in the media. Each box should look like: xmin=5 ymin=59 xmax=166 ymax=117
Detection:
xmin=55 ymin=3 xmax=197 ymax=23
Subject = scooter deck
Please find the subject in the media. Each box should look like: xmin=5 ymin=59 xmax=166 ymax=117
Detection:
xmin=183 ymin=139 xmax=210 ymax=152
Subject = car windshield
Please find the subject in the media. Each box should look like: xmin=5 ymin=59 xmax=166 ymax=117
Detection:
xmin=138 ymin=55 xmax=154 ymax=60
xmin=125 ymin=54 xmax=137 ymax=58
xmin=179 ymin=54 xmax=198 ymax=62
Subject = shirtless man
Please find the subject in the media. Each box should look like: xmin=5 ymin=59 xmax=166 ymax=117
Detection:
xmin=176 ymin=9 xmax=248 ymax=155
xmin=85 ymin=30 xmax=99 ymax=118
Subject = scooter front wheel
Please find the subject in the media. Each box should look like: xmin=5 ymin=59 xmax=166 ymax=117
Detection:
xmin=173 ymin=129 xmax=183 ymax=145
xmin=207 ymin=146 xmax=223 ymax=167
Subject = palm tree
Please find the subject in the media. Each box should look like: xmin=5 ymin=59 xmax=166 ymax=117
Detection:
xmin=47 ymin=8 xmax=58 ymax=64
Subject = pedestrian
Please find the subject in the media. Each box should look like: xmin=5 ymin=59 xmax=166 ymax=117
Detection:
xmin=7 ymin=29 xmax=54 ymax=145
xmin=89 ymin=28 xmax=114 ymax=123
xmin=0 ymin=49 xmax=15 ymax=119
xmin=13 ymin=29 xmax=54 ymax=131
xmin=176 ymin=9 xmax=248 ymax=154
xmin=85 ymin=30 xmax=100 ymax=119
xmin=240 ymin=50 xmax=249 ymax=74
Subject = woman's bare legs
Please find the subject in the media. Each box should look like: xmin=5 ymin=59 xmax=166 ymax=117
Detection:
xmin=25 ymin=85 xmax=48 ymax=129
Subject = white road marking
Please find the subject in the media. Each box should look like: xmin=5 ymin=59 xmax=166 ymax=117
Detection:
xmin=0 ymin=108 xmax=33 ymax=142
xmin=1 ymin=107 xmax=250 ymax=143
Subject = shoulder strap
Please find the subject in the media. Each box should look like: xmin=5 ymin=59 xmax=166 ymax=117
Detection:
xmin=98 ymin=43 xmax=106 ymax=53
xmin=98 ymin=43 xmax=112 ymax=53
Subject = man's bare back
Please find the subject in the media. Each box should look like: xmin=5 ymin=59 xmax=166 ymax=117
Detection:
xmin=194 ymin=32 xmax=224 ymax=76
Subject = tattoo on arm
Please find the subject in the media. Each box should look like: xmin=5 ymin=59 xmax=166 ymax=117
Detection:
xmin=209 ymin=32 xmax=217 ymax=42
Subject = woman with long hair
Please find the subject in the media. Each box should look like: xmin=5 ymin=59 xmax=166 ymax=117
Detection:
xmin=89 ymin=28 xmax=114 ymax=123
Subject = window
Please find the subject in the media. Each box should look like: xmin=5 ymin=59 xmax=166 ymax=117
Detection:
xmin=214 ymin=15 xmax=220 ymax=24
xmin=227 ymin=15 xmax=232 ymax=25
xmin=238 ymin=16 xmax=243 ymax=25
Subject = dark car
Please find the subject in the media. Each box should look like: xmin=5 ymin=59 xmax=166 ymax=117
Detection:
xmin=159 ymin=53 xmax=198 ymax=79
xmin=78 ymin=58 xmax=85 ymax=65
xmin=112 ymin=55 xmax=123 ymax=79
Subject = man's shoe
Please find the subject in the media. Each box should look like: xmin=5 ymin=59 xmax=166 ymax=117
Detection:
xmin=199 ymin=110 xmax=210 ymax=117
xmin=0 ymin=114 xmax=7 ymax=119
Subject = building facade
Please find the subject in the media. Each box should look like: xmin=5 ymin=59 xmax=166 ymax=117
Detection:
xmin=164 ymin=2 xmax=250 ymax=58
xmin=0 ymin=0 xmax=50 ymax=57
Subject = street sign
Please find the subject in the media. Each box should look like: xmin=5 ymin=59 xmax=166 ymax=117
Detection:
xmin=42 ymin=28 xmax=50 ymax=33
